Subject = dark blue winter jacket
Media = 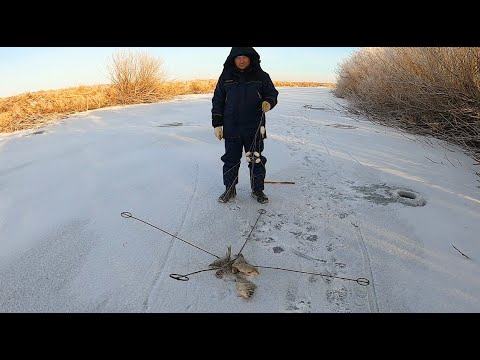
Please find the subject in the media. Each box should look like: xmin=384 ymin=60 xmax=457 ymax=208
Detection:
xmin=211 ymin=47 xmax=279 ymax=137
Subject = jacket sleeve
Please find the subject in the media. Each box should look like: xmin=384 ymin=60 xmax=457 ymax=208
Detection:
xmin=211 ymin=77 xmax=225 ymax=128
xmin=261 ymin=72 xmax=279 ymax=111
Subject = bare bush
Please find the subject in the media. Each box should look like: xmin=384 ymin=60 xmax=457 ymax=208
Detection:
xmin=108 ymin=50 xmax=168 ymax=103
xmin=335 ymin=47 xmax=480 ymax=162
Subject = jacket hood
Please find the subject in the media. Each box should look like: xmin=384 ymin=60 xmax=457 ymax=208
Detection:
xmin=223 ymin=47 xmax=261 ymax=69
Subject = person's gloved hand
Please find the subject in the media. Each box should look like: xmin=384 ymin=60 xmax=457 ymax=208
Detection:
xmin=262 ymin=101 xmax=271 ymax=113
xmin=260 ymin=126 xmax=266 ymax=139
xmin=214 ymin=126 xmax=223 ymax=140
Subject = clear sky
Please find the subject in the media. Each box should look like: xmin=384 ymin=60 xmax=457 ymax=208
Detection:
xmin=0 ymin=47 xmax=359 ymax=98
xmin=1 ymin=88 xmax=479 ymax=312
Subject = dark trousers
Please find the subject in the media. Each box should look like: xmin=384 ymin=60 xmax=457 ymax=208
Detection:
xmin=221 ymin=134 xmax=267 ymax=191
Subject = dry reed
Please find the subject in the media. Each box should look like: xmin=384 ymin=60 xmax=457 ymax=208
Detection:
xmin=335 ymin=47 xmax=480 ymax=163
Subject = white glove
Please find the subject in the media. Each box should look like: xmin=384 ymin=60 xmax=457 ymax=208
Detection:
xmin=262 ymin=101 xmax=271 ymax=113
xmin=214 ymin=126 xmax=223 ymax=140
xmin=260 ymin=126 xmax=265 ymax=139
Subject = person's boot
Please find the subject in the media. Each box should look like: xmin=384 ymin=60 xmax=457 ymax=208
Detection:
xmin=218 ymin=186 xmax=236 ymax=203
xmin=251 ymin=189 xmax=268 ymax=204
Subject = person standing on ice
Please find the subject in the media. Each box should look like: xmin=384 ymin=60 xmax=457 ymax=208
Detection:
xmin=211 ymin=47 xmax=279 ymax=204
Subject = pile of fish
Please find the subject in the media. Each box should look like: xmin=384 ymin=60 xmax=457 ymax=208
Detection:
xmin=209 ymin=246 xmax=259 ymax=299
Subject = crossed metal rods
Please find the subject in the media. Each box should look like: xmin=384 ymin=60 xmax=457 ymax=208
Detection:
xmin=121 ymin=210 xmax=369 ymax=286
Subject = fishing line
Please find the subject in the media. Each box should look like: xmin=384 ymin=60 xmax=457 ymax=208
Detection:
xmin=254 ymin=265 xmax=370 ymax=286
xmin=122 ymin=211 xmax=370 ymax=287
xmin=121 ymin=212 xmax=220 ymax=258
xmin=237 ymin=208 xmax=266 ymax=255
xmin=221 ymin=109 xmax=266 ymax=195
xmin=169 ymin=263 xmax=369 ymax=286
xmin=170 ymin=268 xmax=219 ymax=281
xmin=247 ymin=111 xmax=267 ymax=191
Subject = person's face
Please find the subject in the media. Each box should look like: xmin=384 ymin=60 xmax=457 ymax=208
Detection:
xmin=235 ymin=55 xmax=250 ymax=70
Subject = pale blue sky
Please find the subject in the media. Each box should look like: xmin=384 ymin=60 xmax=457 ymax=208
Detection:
xmin=0 ymin=47 xmax=359 ymax=98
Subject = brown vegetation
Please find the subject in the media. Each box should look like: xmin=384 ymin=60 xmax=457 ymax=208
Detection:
xmin=335 ymin=47 xmax=480 ymax=163
xmin=1 ymin=49 xmax=332 ymax=133
xmin=0 ymin=85 xmax=118 ymax=133
xmin=108 ymin=50 xmax=168 ymax=103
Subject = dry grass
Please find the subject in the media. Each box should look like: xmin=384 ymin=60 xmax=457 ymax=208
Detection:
xmin=1 ymin=49 xmax=333 ymax=134
xmin=335 ymin=47 xmax=480 ymax=163
xmin=1 ymin=77 xmax=331 ymax=134
xmin=157 ymin=79 xmax=219 ymax=96
xmin=0 ymin=85 xmax=118 ymax=133
xmin=274 ymin=81 xmax=335 ymax=88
